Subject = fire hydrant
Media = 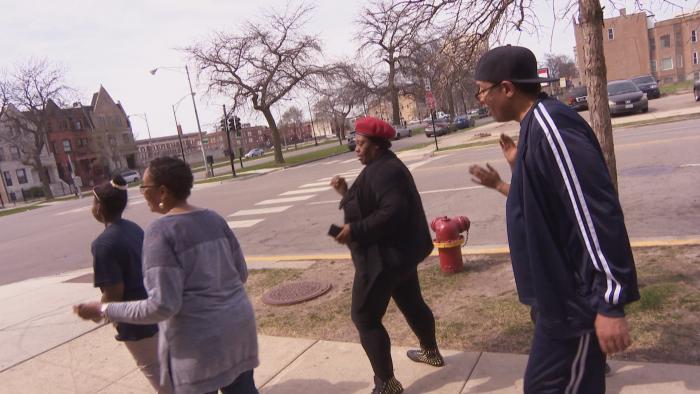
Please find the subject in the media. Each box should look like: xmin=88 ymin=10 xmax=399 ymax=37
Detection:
xmin=431 ymin=216 xmax=470 ymax=273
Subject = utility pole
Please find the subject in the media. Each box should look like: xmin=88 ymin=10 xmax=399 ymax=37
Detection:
xmin=222 ymin=104 xmax=236 ymax=177
xmin=185 ymin=65 xmax=211 ymax=177
xmin=171 ymin=105 xmax=187 ymax=163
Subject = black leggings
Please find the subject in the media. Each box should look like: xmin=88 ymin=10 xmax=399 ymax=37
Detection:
xmin=351 ymin=266 xmax=437 ymax=380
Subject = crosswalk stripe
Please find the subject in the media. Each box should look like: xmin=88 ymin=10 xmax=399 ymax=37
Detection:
xmin=255 ymin=196 xmax=315 ymax=205
xmin=229 ymin=205 xmax=292 ymax=216
xmin=299 ymin=181 xmax=332 ymax=188
xmin=340 ymin=158 xmax=358 ymax=164
xmin=227 ymin=219 xmax=264 ymax=228
xmin=317 ymin=175 xmax=357 ymax=182
xmin=308 ymin=200 xmax=338 ymax=205
xmin=322 ymin=160 xmax=341 ymax=165
xmin=279 ymin=187 xmax=330 ymax=196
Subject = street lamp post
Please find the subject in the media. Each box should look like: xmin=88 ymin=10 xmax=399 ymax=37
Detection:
xmin=171 ymin=103 xmax=187 ymax=163
xmin=150 ymin=65 xmax=211 ymax=177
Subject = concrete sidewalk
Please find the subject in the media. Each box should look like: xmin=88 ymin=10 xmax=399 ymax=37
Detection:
xmin=2 ymin=261 xmax=700 ymax=393
xmin=2 ymin=324 xmax=700 ymax=393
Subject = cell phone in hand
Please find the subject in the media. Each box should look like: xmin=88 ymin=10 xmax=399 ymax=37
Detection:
xmin=328 ymin=224 xmax=342 ymax=237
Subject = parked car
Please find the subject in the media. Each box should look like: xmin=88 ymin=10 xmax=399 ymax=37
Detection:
xmin=467 ymin=108 xmax=489 ymax=119
xmin=120 ymin=170 xmax=141 ymax=183
xmin=424 ymin=121 xmax=451 ymax=137
xmin=694 ymin=79 xmax=700 ymax=101
xmin=631 ymin=75 xmax=661 ymax=99
xmin=607 ymin=80 xmax=649 ymax=115
xmin=244 ymin=148 xmax=264 ymax=158
xmin=347 ymin=131 xmax=356 ymax=151
xmin=393 ymin=125 xmax=411 ymax=139
xmin=453 ymin=115 xmax=475 ymax=129
xmin=563 ymin=86 xmax=588 ymax=111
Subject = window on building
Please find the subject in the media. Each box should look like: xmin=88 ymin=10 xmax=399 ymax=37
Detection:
xmin=649 ymin=38 xmax=656 ymax=50
xmin=16 ymin=169 xmax=28 ymax=184
xmin=3 ymin=171 xmax=12 ymax=186
xmin=678 ymin=55 xmax=684 ymax=68
xmin=109 ymin=136 xmax=117 ymax=146
xmin=75 ymin=120 xmax=82 ymax=130
xmin=661 ymin=57 xmax=673 ymax=70
xmin=607 ymin=28 xmax=614 ymax=40
xmin=122 ymin=134 xmax=131 ymax=144
xmin=9 ymin=146 xmax=20 ymax=160
xmin=694 ymin=52 xmax=699 ymax=65
xmin=63 ymin=139 xmax=72 ymax=152
xmin=675 ymin=32 xmax=682 ymax=47
xmin=660 ymin=34 xmax=671 ymax=48
xmin=693 ymin=30 xmax=697 ymax=43
xmin=0 ymin=147 xmax=4 ymax=161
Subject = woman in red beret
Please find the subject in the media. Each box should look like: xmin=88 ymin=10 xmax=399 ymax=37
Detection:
xmin=330 ymin=117 xmax=443 ymax=394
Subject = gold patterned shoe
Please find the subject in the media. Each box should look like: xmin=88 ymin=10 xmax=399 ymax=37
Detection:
xmin=406 ymin=347 xmax=445 ymax=367
xmin=371 ymin=375 xmax=403 ymax=394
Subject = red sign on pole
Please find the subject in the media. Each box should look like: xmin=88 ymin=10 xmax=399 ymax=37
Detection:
xmin=425 ymin=91 xmax=436 ymax=111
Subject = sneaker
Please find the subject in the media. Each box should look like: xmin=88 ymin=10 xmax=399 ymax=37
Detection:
xmin=371 ymin=376 xmax=403 ymax=394
xmin=406 ymin=347 xmax=445 ymax=367
xmin=605 ymin=363 xmax=613 ymax=377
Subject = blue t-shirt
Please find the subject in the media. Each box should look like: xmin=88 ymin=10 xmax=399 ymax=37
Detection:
xmin=92 ymin=219 xmax=158 ymax=341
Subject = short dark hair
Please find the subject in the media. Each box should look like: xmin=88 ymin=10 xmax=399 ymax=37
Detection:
xmin=148 ymin=157 xmax=193 ymax=200
xmin=93 ymin=174 xmax=128 ymax=222
xmin=368 ymin=136 xmax=392 ymax=150
xmin=512 ymin=82 xmax=542 ymax=97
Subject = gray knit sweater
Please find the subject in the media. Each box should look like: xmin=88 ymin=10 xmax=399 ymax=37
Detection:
xmin=106 ymin=209 xmax=259 ymax=394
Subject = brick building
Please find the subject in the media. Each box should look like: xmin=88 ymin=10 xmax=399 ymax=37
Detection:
xmin=574 ymin=9 xmax=700 ymax=84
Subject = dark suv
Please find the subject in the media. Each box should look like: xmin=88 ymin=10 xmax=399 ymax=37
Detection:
xmin=564 ymin=86 xmax=588 ymax=111
xmin=631 ymin=75 xmax=661 ymax=99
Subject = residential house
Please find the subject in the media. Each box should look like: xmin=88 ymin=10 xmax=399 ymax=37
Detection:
xmin=0 ymin=105 xmax=68 ymax=201
xmin=89 ymin=86 xmax=139 ymax=174
xmin=574 ymin=9 xmax=700 ymax=84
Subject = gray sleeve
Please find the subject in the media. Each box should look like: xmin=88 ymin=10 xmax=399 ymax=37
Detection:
xmin=105 ymin=222 xmax=184 ymax=324
xmin=224 ymin=224 xmax=248 ymax=284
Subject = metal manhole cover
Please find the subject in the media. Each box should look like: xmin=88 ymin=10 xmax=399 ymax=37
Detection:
xmin=262 ymin=280 xmax=332 ymax=306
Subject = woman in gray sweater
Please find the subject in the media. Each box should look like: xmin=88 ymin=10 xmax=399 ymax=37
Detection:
xmin=75 ymin=157 xmax=259 ymax=394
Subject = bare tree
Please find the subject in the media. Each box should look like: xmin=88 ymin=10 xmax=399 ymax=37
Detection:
xmin=313 ymin=65 xmax=365 ymax=142
xmin=0 ymin=59 xmax=73 ymax=199
xmin=545 ymin=53 xmax=578 ymax=79
xmin=185 ymin=4 xmax=328 ymax=164
xmin=356 ymin=0 xmax=436 ymax=125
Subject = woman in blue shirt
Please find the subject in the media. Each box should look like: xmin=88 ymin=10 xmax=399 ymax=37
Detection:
xmin=88 ymin=174 xmax=161 ymax=392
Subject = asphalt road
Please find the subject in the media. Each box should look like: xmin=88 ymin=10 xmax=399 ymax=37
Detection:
xmin=1 ymin=114 xmax=698 ymax=286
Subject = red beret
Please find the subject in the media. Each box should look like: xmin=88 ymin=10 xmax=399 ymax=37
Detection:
xmin=354 ymin=117 xmax=396 ymax=140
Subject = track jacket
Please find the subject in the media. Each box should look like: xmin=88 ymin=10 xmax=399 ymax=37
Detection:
xmin=507 ymin=93 xmax=640 ymax=338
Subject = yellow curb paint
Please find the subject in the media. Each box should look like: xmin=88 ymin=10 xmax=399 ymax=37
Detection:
xmin=246 ymin=237 xmax=700 ymax=263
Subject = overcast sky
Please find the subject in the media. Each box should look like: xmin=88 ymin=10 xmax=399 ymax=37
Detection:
xmin=1 ymin=0 xmax=696 ymax=139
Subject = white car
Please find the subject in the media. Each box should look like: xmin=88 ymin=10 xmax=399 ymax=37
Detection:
xmin=244 ymin=148 xmax=264 ymax=158
xmin=120 ymin=170 xmax=141 ymax=183
xmin=392 ymin=125 xmax=411 ymax=139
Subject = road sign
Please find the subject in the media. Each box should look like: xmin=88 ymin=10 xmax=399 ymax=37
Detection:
xmin=425 ymin=91 xmax=436 ymax=111
xmin=538 ymin=68 xmax=550 ymax=87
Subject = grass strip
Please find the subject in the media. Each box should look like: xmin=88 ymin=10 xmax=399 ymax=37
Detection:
xmin=0 ymin=204 xmax=44 ymax=217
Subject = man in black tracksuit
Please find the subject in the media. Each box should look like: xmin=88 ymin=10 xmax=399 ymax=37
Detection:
xmin=331 ymin=117 xmax=443 ymax=394
xmin=473 ymin=45 xmax=640 ymax=393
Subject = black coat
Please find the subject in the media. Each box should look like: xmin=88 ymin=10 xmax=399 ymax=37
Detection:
xmin=340 ymin=150 xmax=433 ymax=277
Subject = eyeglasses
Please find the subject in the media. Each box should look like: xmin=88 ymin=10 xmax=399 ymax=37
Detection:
xmin=139 ymin=184 xmax=157 ymax=194
xmin=474 ymin=83 xmax=502 ymax=100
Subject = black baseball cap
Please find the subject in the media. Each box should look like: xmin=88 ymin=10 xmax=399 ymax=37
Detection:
xmin=475 ymin=45 xmax=558 ymax=84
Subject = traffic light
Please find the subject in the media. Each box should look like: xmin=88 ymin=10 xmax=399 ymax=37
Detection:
xmin=233 ymin=116 xmax=241 ymax=137
xmin=220 ymin=118 xmax=227 ymax=132
xmin=227 ymin=117 xmax=235 ymax=133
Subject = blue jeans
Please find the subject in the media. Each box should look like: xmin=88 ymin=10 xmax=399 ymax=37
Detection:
xmin=205 ymin=369 xmax=257 ymax=394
